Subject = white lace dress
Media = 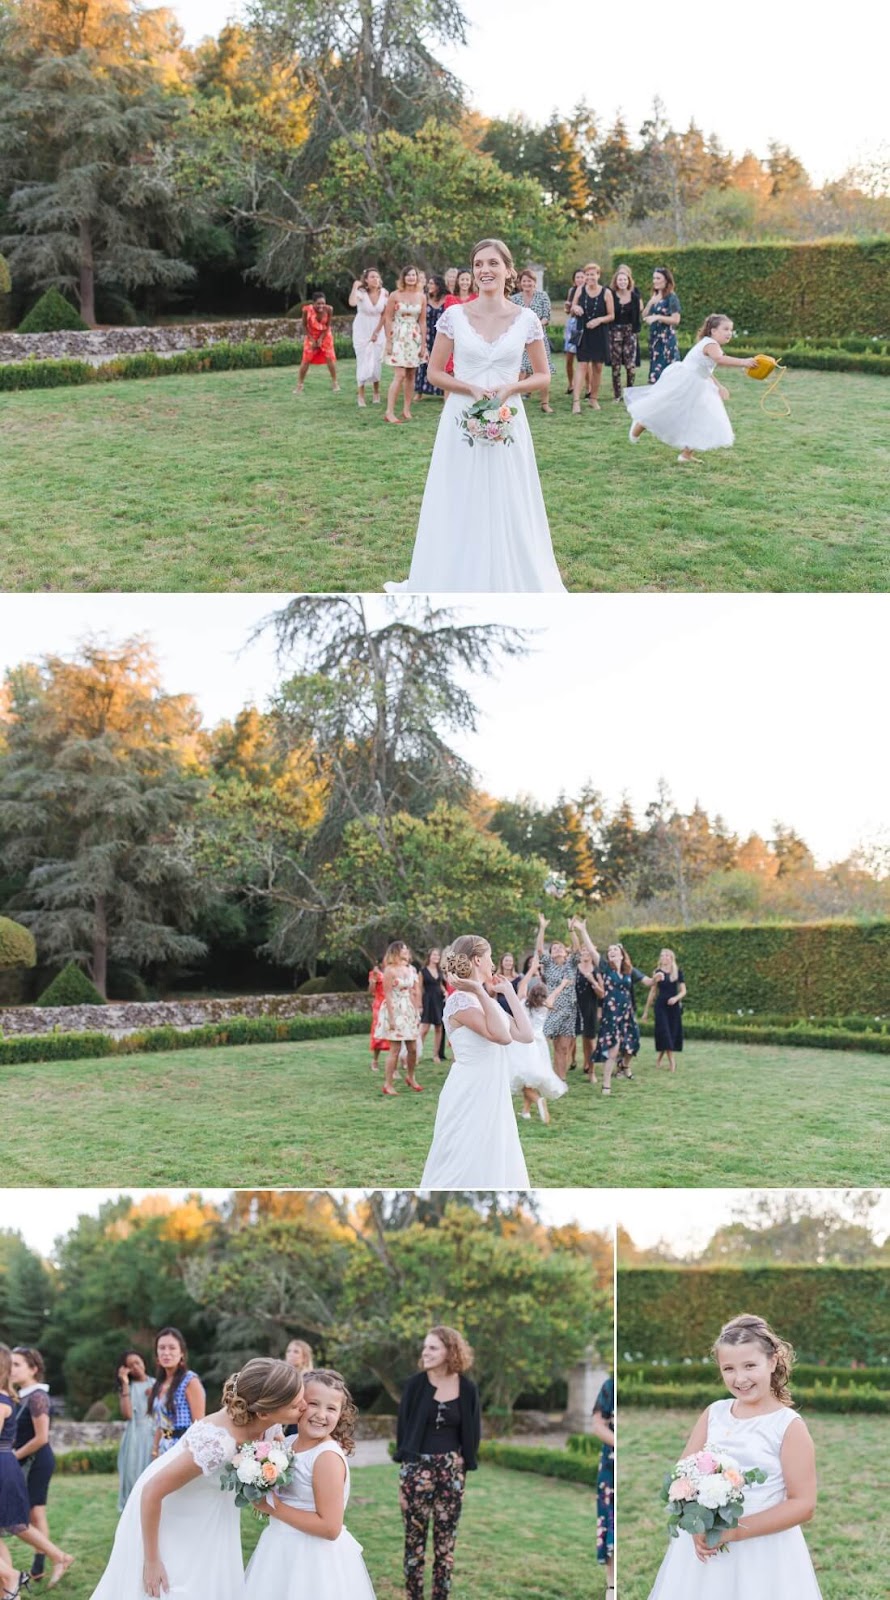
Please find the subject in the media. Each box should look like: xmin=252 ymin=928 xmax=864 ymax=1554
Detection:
xmin=624 ymin=337 xmax=735 ymax=450
xmin=508 ymin=1004 xmax=569 ymax=1101
xmin=352 ymin=289 xmax=388 ymax=385
xmin=245 ymin=1439 xmax=376 ymax=1600
xmin=90 ymin=1420 xmax=242 ymax=1600
xmin=647 ymin=1401 xmax=823 ymax=1599
xmin=384 ymin=303 xmax=566 ymax=593
xmin=420 ymin=991 xmax=531 ymax=1188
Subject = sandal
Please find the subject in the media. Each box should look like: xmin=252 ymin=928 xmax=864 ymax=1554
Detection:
xmin=381 ymin=1085 xmax=398 ymax=1097
xmin=405 ymin=1080 xmax=424 ymax=1092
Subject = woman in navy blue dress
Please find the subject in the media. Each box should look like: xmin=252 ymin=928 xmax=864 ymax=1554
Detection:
xmin=591 ymin=1375 xmax=614 ymax=1595
xmin=642 ymin=947 xmax=686 ymax=1071
xmin=1 ymin=1345 xmax=72 ymax=1591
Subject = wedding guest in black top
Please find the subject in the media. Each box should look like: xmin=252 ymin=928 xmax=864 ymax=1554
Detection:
xmin=395 ymin=1326 xmax=481 ymax=1600
xmin=571 ymin=263 xmax=614 ymax=413
xmin=420 ymin=949 xmax=448 ymax=1063
xmin=608 ymin=264 xmax=642 ymax=399
xmin=576 ymin=949 xmax=605 ymax=1081
xmin=11 ymin=1347 xmax=58 ymax=1583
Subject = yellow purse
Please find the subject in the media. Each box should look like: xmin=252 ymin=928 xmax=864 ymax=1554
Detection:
xmin=746 ymin=353 xmax=789 ymax=415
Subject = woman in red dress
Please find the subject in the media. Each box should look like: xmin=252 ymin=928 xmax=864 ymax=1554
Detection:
xmin=368 ymin=962 xmax=390 ymax=1070
xmin=295 ymin=293 xmax=340 ymax=393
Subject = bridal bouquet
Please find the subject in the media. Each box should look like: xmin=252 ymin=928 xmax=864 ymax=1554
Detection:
xmin=456 ymin=397 xmax=518 ymax=446
xmin=220 ymin=1439 xmax=294 ymax=1509
xmin=661 ymin=1446 xmax=766 ymax=1551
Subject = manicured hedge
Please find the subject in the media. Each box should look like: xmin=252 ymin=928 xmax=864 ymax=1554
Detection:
xmin=618 ymin=241 xmax=889 ymax=339
xmin=618 ymin=1268 xmax=890 ymax=1365
xmin=618 ymin=1362 xmax=890 ymax=1387
xmin=619 ymin=1382 xmax=890 ymax=1413
xmin=0 ymin=336 xmax=357 ymax=391
xmin=566 ymin=1433 xmax=601 ymax=1456
xmin=57 ymin=1445 xmax=119 ymax=1474
xmin=0 ymin=1011 xmax=371 ymax=1064
xmin=0 ymin=916 xmax=36 ymax=970
xmin=18 ymin=287 xmax=89 ymax=333
xmin=618 ymin=921 xmax=890 ymax=1017
xmin=637 ymin=1017 xmax=890 ymax=1053
xmin=477 ymin=1442 xmax=597 ymax=1486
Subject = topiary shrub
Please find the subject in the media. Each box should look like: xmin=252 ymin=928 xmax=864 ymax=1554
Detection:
xmin=18 ymin=288 xmax=89 ymax=334
xmin=36 ymin=961 xmax=106 ymax=1007
xmin=295 ymin=969 xmax=360 ymax=995
xmin=0 ymin=917 xmax=37 ymax=971
xmin=0 ymin=253 xmax=12 ymax=331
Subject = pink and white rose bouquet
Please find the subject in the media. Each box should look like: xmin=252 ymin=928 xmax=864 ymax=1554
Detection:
xmin=661 ymin=1446 xmax=766 ymax=1550
xmin=220 ymin=1438 xmax=294 ymax=1509
xmin=456 ymin=397 xmax=519 ymax=446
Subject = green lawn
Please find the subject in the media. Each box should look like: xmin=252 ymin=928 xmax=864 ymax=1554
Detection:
xmin=618 ymin=1408 xmax=889 ymax=1600
xmin=3 ymin=1462 xmax=592 ymax=1600
xmin=5 ymin=1036 xmax=887 ymax=1187
xmin=1 ymin=367 xmax=887 ymax=591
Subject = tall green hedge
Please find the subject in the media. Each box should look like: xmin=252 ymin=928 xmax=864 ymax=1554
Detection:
xmin=619 ymin=242 xmax=889 ymax=339
xmin=618 ymin=1268 xmax=890 ymax=1365
xmin=616 ymin=921 xmax=890 ymax=1016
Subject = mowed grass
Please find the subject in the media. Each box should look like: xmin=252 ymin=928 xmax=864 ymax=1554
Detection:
xmin=3 ymin=1462 xmax=592 ymax=1600
xmin=617 ymin=1408 xmax=889 ymax=1600
xmin=3 ymin=1036 xmax=887 ymax=1187
xmin=1 ymin=366 xmax=887 ymax=591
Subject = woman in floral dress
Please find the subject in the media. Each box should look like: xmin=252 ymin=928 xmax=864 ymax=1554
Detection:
xmin=591 ymin=942 xmax=655 ymax=1093
xmin=381 ymin=942 xmax=422 ymax=1095
xmin=379 ymin=267 xmax=427 ymax=424
xmin=642 ymin=266 xmax=682 ymax=382
xmin=591 ymin=1375 xmax=615 ymax=1596
xmin=510 ymin=268 xmax=555 ymax=412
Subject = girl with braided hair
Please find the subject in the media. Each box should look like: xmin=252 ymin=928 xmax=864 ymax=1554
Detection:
xmin=89 ymin=1359 xmax=306 ymax=1600
xmin=647 ymin=1313 xmax=823 ymax=1598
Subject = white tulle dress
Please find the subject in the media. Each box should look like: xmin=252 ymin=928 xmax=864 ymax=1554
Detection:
xmin=89 ymin=1420 xmax=242 ymax=1600
xmin=352 ymin=289 xmax=388 ymax=385
xmin=245 ymin=1440 xmax=376 ymax=1600
xmin=508 ymin=1004 xmax=569 ymax=1102
xmin=384 ymin=303 xmax=566 ymax=593
xmin=420 ymin=991 xmax=531 ymax=1188
xmin=647 ymin=1401 xmax=823 ymax=1599
xmin=625 ymin=337 xmax=735 ymax=450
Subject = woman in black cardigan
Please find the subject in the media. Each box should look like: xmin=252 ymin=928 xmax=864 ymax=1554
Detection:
xmin=395 ymin=1325 xmax=481 ymax=1600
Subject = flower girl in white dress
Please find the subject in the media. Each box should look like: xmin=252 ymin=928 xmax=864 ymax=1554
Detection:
xmin=385 ymin=239 xmax=566 ymax=593
xmin=90 ymin=1359 xmax=305 ymax=1600
xmin=245 ymin=1370 xmax=376 ymax=1600
xmin=420 ymin=934 xmax=534 ymax=1189
xmin=626 ymin=314 xmax=757 ymax=463
xmin=508 ymin=962 xmax=569 ymax=1124
xmin=648 ymin=1313 xmax=823 ymax=1600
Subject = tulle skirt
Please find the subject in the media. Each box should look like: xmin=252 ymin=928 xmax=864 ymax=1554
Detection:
xmin=647 ymin=1524 xmax=823 ymax=1599
xmin=625 ymin=365 xmax=734 ymax=451
xmin=508 ymin=1035 xmax=568 ymax=1100
xmin=245 ymin=1516 xmax=377 ymax=1600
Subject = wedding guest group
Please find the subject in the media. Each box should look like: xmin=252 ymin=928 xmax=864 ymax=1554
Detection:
xmin=0 ymin=1342 xmax=74 ymax=1591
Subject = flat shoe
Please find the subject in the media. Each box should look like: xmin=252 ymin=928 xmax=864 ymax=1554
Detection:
xmin=629 ymin=422 xmax=642 ymax=442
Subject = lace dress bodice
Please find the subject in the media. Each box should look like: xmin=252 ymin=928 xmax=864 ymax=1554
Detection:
xmin=442 ymin=991 xmax=493 ymax=1062
xmin=182 ymin=1419 xmax=239 ymax=1475
xmin=437 ymin=304 xmax=545 ymax=387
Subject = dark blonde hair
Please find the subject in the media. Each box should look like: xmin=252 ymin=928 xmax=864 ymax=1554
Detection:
xmin=696 ymin=312 xmax=732 ymax=342
xmin=397 ymin=265 xmax=421 ymax=290
xmin=610 ymin=263 xmax=635 ymax=292
xmin=222 ymin=1358 xmax=303 ymax=1425
xmin=285 ymin=1338 xmax=314 ymax=1369
xmin=713 ymin=1314 xmax=795 ymax=1407
xmin=0 ymin=1343 xmax=11 ymax=1391
xmin=471 ymin=239 xmax=517 ymax=295
xmin=384 ymin=941 xmax=410 ymax=966
xmin=518 ymin=265 xmax=538 ymax=285
xmin=302 ymin=1368 xmax=358 ymax=1455
xmin=421 ymin=1325 xmax=474 ymax=1374
xmin=442 ymin=935 xmax=490 ymax=980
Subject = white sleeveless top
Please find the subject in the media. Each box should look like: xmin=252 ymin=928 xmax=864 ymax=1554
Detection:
xmin=278 ymin=1438 xmax=350 ymax=1511
xmin=706 ymin=1399 xmax=802 ymax=1513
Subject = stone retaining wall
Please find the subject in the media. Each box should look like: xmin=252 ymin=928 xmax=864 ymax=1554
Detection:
xmin=51 ymin=1411 xmax=565 ymax=1450
xmin=0 ymin=316 xmax=354 ymax=366
xmin=0 ymin=990 xmax=370 ymax=1038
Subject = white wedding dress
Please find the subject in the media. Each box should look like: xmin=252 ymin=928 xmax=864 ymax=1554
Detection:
xmin=244 ymin=1439 xmax=376 ymax=1600
xmin=384 ymin=304 xmax=566 ymax=592
xmin=90 ymin=1420 xmax=242 ymax=1600
xmin=625 ymin=337 xmax=734 ymax=450
xmin=647 ymin=1401 xmax=823 ymax=1599
xmin=420 ymin=991 xmax=531 ymax=1188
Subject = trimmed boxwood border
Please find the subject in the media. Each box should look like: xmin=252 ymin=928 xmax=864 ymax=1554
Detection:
xmin=477 ymin=1441 xmax=597 ymax=1485
xmin=619 ymin=1382 xmax=890 ymax=1413
xmin=618 ymin=1362 xmax=890 ymax=1388
xmin=0 ymin=1011 xmax=370 ymax=1065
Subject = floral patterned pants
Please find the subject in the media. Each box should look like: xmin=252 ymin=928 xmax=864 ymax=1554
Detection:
xmin=610 ymin=325 xmax=638 ymax=397
xmin=401 ymin=1452 xmax=466 ymax=1600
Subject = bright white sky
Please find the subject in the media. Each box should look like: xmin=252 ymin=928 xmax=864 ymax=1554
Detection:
xmin=618 ymin=1189 xmax=890 ymax=1253
xmin=0 ymin=1188 xmax=614 ymax=1256
xmin=168 ymin=0 xmax=889 ymax=186
xmin=0 ymin=593 xmax=885 ymax=867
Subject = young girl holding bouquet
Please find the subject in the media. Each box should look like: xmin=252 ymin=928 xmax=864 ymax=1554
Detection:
xmin=245 ymin=1370 xmax=376 ymax=1600
xmin=648 ymin=1313 xmax=822 ymax=1598
xmin=626 ymin=314 xmax=756 ymax=463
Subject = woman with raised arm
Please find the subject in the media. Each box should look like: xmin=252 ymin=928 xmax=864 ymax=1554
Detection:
xmin=420 ymin=934 xmax=533 ymax=1188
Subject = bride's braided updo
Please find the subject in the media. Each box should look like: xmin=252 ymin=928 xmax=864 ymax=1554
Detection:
xmin=442 ymin=934 xmax=490 ymax=981
xmin=712 ymin=1313 xmax=796 ymax=1407
xmin=222 ymin=1358 xmax=302 ymax=1425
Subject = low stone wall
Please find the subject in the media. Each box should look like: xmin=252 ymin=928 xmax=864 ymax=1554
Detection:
xmin=0 ymin=316 xmax=354 ymax=366
xmin=0 ymin=990 xmax=370 ymax=1038
xmin=52 ymin=1411 xmax=565 ymax=1450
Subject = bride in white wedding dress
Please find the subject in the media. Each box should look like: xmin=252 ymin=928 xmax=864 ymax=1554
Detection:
xmin=384 ymin=239 xmax=567 ymax=593
xmin=89 ymin=1359 xmax=305 ymax=1600
xmin=420 ymin=934 xmax=534 ymax=1189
